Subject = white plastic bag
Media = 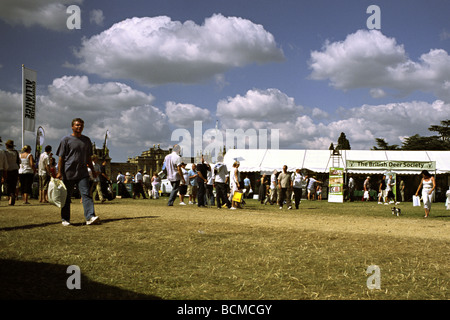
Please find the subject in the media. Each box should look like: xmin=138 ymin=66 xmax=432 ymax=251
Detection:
xmin=446 ymin=190 xmax=450 ymax=210
xmin=48 ymin=178 xmax=67 ymax=208
xmin=412 ymin=195 xmax=421 ymax=207
xmin=363 ymin=191 xmax=369 ymax=200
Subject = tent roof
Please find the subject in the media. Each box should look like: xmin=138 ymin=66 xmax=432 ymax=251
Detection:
xmin=223 ymin=149 xmax=450 ymax=174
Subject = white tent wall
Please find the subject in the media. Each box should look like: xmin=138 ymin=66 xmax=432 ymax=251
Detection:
xmin=224 ymin=149 xmax=450 ymax=174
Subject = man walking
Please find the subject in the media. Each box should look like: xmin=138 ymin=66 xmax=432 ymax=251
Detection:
xmin=278 ymin=165 xmax=292 ymax=210
xmin=38 ymin=145 xmax=52 ymax=203
xmin=164 ymin=144 xmax=184 ymax=206
xmin=213 ymin=154 xmax=230 ymax=209
xmin=56 ymin=118 xmax=100 ymax=226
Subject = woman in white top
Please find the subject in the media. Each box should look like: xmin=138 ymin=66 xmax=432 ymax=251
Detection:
xmin=230 ymin=161 xmax=241 ymax=209
xmin=415 ymin=170 xmax=436 ymax=218
xmin=19 ymin=145 xmax=36 ymax=204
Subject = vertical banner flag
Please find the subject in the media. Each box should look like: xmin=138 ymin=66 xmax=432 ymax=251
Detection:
xmin=22 ymin=65 xmax=37 ymax=135
xmin=35 ymin=126 xmax=45 ymax=168
xmin=328 ymin=167 xmax=344 ymax=203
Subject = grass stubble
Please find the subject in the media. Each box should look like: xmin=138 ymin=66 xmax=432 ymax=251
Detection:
xmin=0 ymin=197 xmax=449 ymax=300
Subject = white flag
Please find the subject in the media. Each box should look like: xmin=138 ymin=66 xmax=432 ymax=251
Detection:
xmin=22 ymin=66 xmax=37 ymax=132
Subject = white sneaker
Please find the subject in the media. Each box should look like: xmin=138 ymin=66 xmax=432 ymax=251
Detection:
xmin=179 ymin=202 xmax=186 ymax=205
xmin=62 ymin=220 xmax=70 ymax=226
xmin=230 ymin=207 xmax=236 ymax=210
xmin=188 ymin=201 xmax=193 ymax=205
xmin=86 ymin=216 xmax=100 ymax=225
xmin=378 ymin=202 xmax=382 ymax=204
xmin=279 ymin=207 xmax=283 ymax=210
xmin=288 ymin=206 xmax=292 ymax=210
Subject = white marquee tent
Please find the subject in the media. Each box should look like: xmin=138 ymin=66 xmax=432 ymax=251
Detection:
xmin=223 ymin=149 xmax=450 ymax=175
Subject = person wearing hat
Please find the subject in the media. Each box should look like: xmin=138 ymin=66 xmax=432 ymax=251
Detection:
xmin=4 ymin=140 xmax=20 ymax=205
xmin=143 ymin=171 xmax=151 ymax=198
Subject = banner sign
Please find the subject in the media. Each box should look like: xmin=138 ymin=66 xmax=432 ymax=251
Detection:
xmin=22 ymin=66 xmax=37 ymax=132
xmin=328 ymin=167 xmax=344 ymax=203
xmin=346 ymin=160 xmax=436 ymax=171
xmin=35 ymin=126 xmax=45 ymax=168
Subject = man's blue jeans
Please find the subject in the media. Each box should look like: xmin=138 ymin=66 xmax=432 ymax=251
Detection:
xmin=62 ymin=176 xmax=96 ymax=222
xmin=168 ymin=180 xmax=180 ymax=206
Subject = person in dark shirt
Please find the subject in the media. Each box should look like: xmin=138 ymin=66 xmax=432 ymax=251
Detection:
xmin=56 ymin=118 xmax=100 ymax=226
xmin=196 ymin=156 xmax=210 ymax=208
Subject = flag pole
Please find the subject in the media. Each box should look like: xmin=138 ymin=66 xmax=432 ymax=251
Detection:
xmin=21 ymin=64 xmax=25 ymax=147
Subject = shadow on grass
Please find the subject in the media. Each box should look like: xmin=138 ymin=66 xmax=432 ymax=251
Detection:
xmin=0 ymin=216 xmax=160 ymax=230
xmin=0 ymin=259 xmax=162 ymax=300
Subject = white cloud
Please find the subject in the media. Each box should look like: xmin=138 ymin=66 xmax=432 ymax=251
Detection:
xmin=165 ymin=101 xmax=211 ymax=128
xmin=214 ymin=88 xmax=450 ymax=150
xmin=0 ymin=76 xmax=169 ymax=159
xmin=0 ymin=0 xmax=82 ymax=31
xmin=370 ymin=88 xmax=386 ymax=99
xmin=217 ymin=88 xmax=301 ymax=124
xmin=309 ymin=29 xmax=450 ymax=102
xmin=71 ymin=14 xmax=284 ymax=86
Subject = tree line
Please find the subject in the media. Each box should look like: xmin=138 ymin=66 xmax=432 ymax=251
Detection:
xmin=372 ymin=120 xmax=450 ymax=150
xmin=329 ymin=120 xmax=450 ymax=151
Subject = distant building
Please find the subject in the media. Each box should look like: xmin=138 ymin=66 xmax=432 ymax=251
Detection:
xmin=110 ymin=144 xmax=171 ymax=182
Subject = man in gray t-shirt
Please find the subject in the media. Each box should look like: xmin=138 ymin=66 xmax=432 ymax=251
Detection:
xmin=56 ymin=118 xmax=99 ymax=226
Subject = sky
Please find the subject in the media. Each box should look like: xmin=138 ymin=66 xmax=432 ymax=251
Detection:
xmin=1 ymin=0 xmax=450 ymax=162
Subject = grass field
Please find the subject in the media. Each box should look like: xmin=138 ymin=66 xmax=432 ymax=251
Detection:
xmin=0 ymin=195 xmax=449 ymax=300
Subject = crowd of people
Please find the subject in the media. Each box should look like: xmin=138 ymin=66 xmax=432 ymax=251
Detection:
xmin=0 ymin=118 xmax=101 ymax=226
xmin=160 ymin=146 xmax=328 ymax=211
xmin=0 ymin=130 xmax=442 ymax=221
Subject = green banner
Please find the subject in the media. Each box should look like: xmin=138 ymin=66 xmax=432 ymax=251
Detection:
xmin=328 ymin=167 xmax=344 ymax=203
xmin=346 ymin=160 xmax=436 ymax=171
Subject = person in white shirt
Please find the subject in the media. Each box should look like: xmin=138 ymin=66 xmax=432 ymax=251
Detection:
xmin=134 ymin=169 xmax=147 ymax=199
xmin=38 ymin=145 xmax=52 ymax=203
xmin=291 ymin=168 xmax=304 ymax=209
xmin=178 ymin=162 xmax=188 ymax=205
xmin=213 ymin=155 xmax=230 ymax=209
xmin=348 ymin=176 xmax=355 ymax=202
xmin=151 ymin=173 xmax=161 ymax=199
xmin=268 ymin=170 xmax=278 ymax=205
xmin=143 ymin=171 xmax=151 ymax=198
xmin=206 ymin=164 xmax=215 ymax=206
xmin=164 ymin=144 xmax=184 ymax=206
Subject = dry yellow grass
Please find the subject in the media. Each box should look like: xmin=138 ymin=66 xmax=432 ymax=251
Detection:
xmin=0 ymin=197 xmax=449 ymax=300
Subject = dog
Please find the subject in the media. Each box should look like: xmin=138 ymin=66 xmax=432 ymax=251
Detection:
xmin=391 ymin=207 xmax=401 ymax=216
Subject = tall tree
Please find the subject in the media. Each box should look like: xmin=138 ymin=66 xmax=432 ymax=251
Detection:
xmin=372 ymin=138 xmax=399 ymax=150
xmin=401 ymin=134 xmax=449 ymax=150
xmin=428 ymin=119 xmax=450 ymax=142
xmin=336 ymin=132 xmax=351 ymax=150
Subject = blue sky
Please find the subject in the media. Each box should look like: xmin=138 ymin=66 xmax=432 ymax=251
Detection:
xmin=1 ymin=0 xmax=449 ymax=162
